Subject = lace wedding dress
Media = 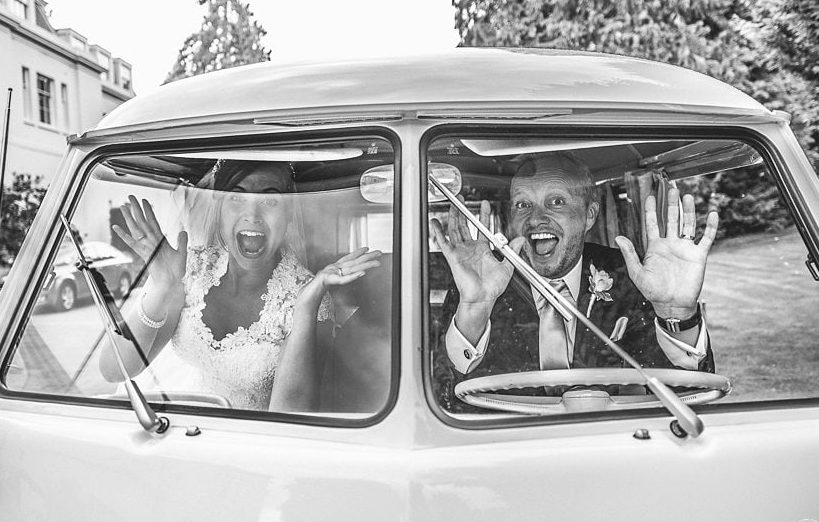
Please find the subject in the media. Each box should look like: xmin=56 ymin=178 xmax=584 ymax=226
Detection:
xmin=167 ymin=246 xmax=331 ymax=410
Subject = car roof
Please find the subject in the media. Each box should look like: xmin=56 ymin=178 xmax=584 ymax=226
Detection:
xmin=96 ymin=48 xmax=771 ymax=132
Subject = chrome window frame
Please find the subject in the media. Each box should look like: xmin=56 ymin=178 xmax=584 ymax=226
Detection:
xmin=0 ymin=126 xmax=402 ymax=429
xmin=420 ymin=123 xmax=819 ymax=430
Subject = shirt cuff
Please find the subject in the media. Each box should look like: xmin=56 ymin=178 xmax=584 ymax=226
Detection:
xmin=654 ymin=314 xmax=709 ymax=370
xmin=445 ymin=317 xmax=491 ymax=374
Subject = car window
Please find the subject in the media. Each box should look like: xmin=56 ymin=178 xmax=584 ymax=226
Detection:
xmin=425 ymin=133 xmax=819 ymax=421
xmin=4 ymin=135 xmax=397 ymax=423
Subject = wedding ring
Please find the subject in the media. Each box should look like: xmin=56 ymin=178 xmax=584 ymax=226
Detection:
xmin=681 ymin=233 xmax=695 ymax=241
xmin=337 ymin=266 xmax=344 ymax=276
xmin=134 ymin=234 xmax=146 ymax=241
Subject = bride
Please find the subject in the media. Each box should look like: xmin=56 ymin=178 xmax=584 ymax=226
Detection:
xmin=99 ymin=160 xmax=381 ymax=412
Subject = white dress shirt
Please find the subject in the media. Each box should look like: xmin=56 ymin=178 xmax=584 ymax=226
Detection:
xmin=446 ymin=256 xmax=709 ymax=374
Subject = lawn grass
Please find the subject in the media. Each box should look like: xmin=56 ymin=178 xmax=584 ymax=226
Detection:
xmin=702 ymin=227 xmax=819 ymax=401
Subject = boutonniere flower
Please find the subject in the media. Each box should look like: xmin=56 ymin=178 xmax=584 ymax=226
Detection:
xmin=587 ymin=262 xmax=614 ymax=316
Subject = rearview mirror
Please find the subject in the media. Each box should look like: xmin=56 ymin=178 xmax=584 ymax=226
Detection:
xmin=360 ymin=163 xmax=462 ymax=203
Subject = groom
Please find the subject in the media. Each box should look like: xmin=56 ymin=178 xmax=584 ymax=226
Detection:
xmin=430 ymin=153 xmax=717 ymax=393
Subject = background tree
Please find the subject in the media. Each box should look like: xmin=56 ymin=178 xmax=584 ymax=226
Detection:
xmin=756 ymin=0 xmax=819 ymax=83
xmin=165 ymin=0 xmax=270 ymax=83
xmin=0 ymin=173 xmax=47 ymax=266
xmin=453 ymin=0 xmax=819 ymax=236
xmin=751 ymin=0 xmax=819 ymax=153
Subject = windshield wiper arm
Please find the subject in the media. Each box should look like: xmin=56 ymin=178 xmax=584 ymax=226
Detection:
xmin=429 ymin=175 xmax=705 ymax=438
xmin=59 ymin=215 xmax=170 ymax=434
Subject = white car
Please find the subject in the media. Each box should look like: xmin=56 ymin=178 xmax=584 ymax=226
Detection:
xmin=0 ymin=48 xmax=818 ymax=521
xmin=36 ymin=241 xmax=139 ymax=311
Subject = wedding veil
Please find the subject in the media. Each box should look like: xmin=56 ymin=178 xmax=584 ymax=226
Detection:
xmin=173 ymin=159 xmax=310 ymax=266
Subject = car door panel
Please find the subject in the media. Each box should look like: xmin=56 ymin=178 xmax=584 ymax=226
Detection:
xmin=414 ymin=412 xmax=819 ymax=522
xmin=0 ymin=403 xmax=407 ymax=521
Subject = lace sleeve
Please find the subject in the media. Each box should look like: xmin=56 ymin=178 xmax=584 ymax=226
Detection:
xmin=317 ymin=292 xmax=333 ymax=323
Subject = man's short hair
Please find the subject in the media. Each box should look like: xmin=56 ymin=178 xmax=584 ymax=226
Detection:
xmin=514 ymin=152 xmax=597 ymax=206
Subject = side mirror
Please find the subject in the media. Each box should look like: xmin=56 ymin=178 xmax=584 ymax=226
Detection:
xmin=360 ymin=163 xmax=462 ymax=203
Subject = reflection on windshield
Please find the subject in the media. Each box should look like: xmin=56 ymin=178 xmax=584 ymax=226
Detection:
xmin=6 ymin=138 xmax=396 ymax=420
xmin=426 ymin=137 xmax=797 ymax=418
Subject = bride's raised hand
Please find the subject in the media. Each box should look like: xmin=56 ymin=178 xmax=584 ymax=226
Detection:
xmin=113 ymin=195 xmax=188 ymax=291
xmin=316 ymin=247 xmax=383 ymax=289
xmin=297 ymin=247 xmax=382 ymax=309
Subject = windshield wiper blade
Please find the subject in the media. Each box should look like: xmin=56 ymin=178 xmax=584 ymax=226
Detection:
xmin=59 ymin=214 xmax=170 ymax=434
xmin=429 ymin=175 xmax=705 ymax=438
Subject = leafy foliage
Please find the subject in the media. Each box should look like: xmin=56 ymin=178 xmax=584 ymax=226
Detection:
xmin=0 ymin=173 xmax=47 ymax=265
xmin=751 ymin=0 xmax=819 ymax=160
xmin=678 ymin=167 xmax=794 ymax=238
xmin=165 ymin=0 xmax=270 ymax=84
xmin=756 ymin=0 xmax=819 ymax=83
xmin=453 ymin=0 xmax=819 ymax=236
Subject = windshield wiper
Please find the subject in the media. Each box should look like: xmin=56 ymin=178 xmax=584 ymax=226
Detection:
xmin=429 ymin=175 xmax=705 ymax=438
xmin=59 ymin=214 xmax=170 ymax=434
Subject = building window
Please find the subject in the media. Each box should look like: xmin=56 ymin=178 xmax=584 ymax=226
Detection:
xmin=11 ymin=0 xmax=28 ymax=19
xmin=97 ymin=53 xmax=111 ymax=82
xmin=36 ymin=74 xmax=54 ymax=125
xmin=60 ymin=83 xmax=69 ymax=130
xmin=21 ymin=67 xmax=32 ymax=120
xmin=121 ymin=66 xmax=132 ymax=90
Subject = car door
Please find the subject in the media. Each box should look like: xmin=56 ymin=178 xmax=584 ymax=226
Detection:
xmin=421 ymin=125 xmax=819 ymax=520
xmin=0 ymin=133 xmax=402 ymax=521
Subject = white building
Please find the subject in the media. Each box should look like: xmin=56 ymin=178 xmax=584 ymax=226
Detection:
xmin=0 ymin=0 xmax=134 ymax=185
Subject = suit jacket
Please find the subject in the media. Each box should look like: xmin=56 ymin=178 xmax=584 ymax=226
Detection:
xmin=431 ymin=242 xmax=715 ymax=413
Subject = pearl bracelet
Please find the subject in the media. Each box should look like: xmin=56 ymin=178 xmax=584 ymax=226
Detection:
xmin=137 ymin=292 xmax=167 ymax=329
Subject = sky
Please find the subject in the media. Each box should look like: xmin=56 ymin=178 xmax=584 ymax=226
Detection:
xmin=44 ymin=0 xmax=460 ymax=94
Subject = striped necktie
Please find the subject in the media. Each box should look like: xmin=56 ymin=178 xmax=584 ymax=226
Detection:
xmin=536 ymin=280 xmax=575 ymax=370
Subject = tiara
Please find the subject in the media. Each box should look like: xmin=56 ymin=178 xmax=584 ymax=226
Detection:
xmin=195 ymin=158 xmax=224 ymax=189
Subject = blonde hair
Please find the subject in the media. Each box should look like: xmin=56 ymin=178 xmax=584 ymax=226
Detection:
xmin=176 ymin=160 xmax=308 ymax=265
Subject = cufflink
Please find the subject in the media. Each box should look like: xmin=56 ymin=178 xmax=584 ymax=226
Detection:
xmin=464 ymin=349 xmax=472 ymax=360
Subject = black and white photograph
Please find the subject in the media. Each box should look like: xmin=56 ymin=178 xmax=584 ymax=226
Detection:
xmin=0 ymin=0 xmax=817 ymax=520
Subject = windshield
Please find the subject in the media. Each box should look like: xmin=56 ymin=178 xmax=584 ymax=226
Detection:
xmin=425 ymin=133 xmax=819 ymax=420
xmin=5 ymin=135 xmax=397 ymax=421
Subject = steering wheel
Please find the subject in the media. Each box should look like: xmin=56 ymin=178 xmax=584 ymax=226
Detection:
xmin=454 ymin=368 xmax=731 ymax=415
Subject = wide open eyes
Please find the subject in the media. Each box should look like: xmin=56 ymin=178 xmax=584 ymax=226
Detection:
xmin=226 ymin=192 xmax=283 ymax=208
xmin=513 ymin=196 xmax=568 ymax=211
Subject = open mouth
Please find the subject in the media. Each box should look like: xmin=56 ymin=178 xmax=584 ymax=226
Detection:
xmin=236 ymin=230 xmax=266 ymax=258
xmin=529 ymin=231 xmax=559 ymax=257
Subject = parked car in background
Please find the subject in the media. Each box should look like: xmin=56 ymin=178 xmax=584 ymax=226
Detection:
xmin=0 ymin=49 xmax=817 ymax=521
xmin=37 ymin=241 xmax=139 ymax=311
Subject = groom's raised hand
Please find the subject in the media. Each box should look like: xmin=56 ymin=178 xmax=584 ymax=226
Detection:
xmin=431 ymin=199 xmax=524 ymax=345
xmin=431 ymin=199 xmax=516 ymax=304
xmin=614 ymin=186 xmax=719 ymax=320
